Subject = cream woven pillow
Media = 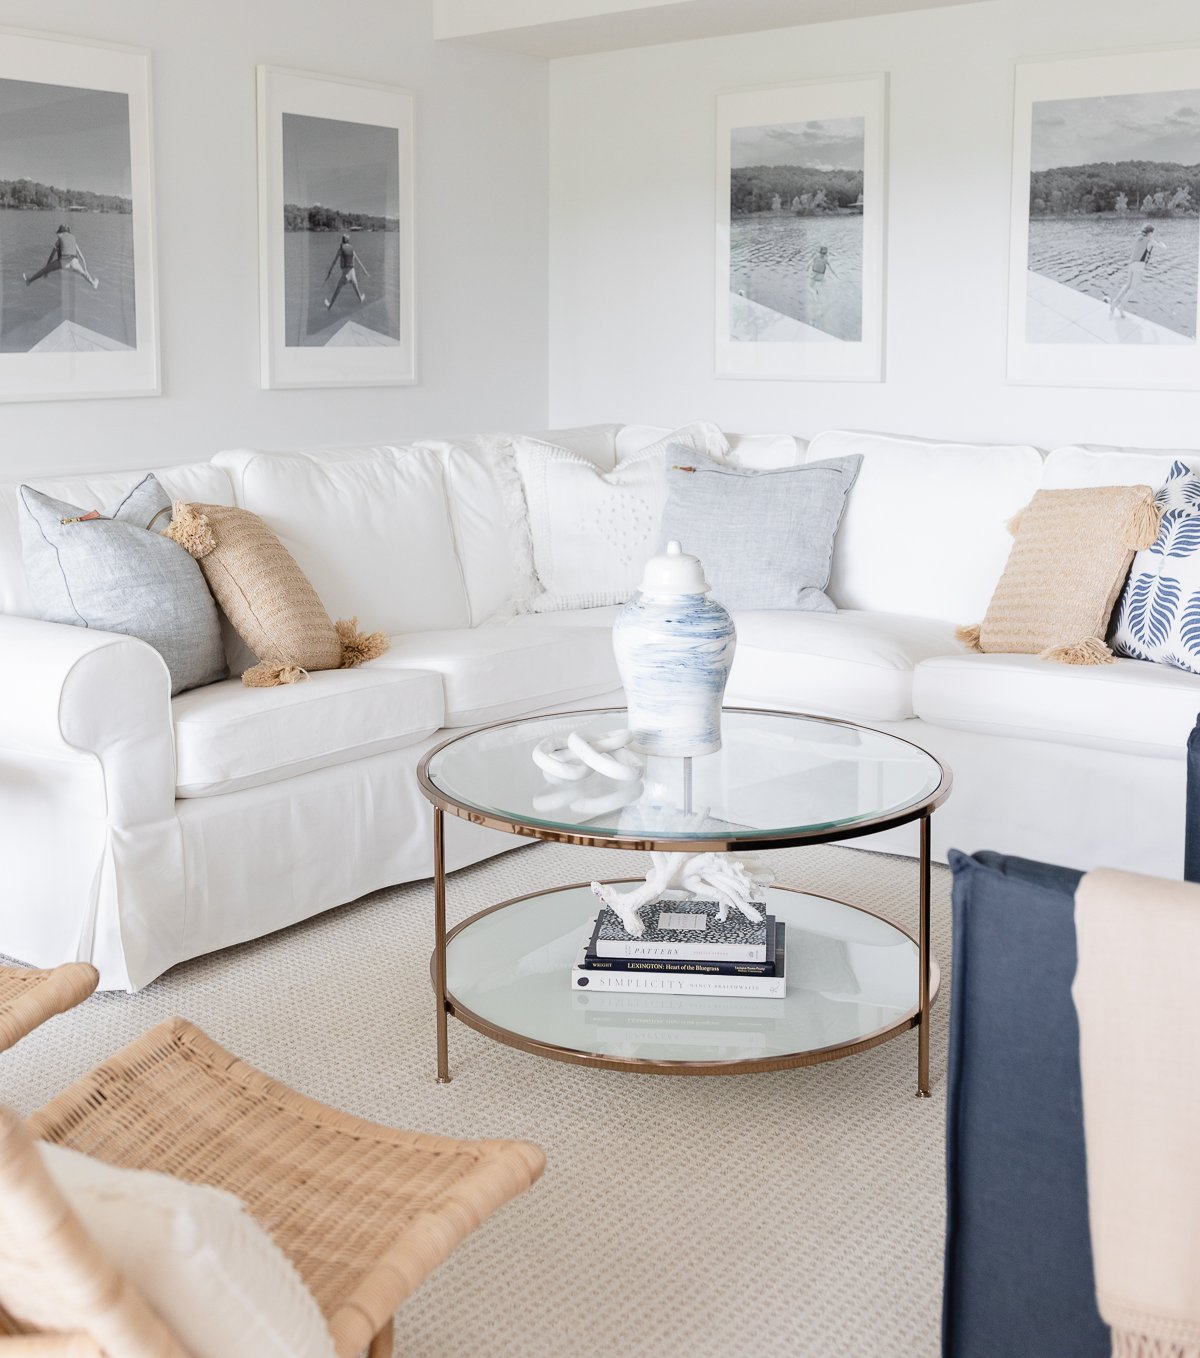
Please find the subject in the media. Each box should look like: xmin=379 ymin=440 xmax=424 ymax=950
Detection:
xmin=957 ymin=485 xmax=1160 ymax=665
xmin=167 ymin=503 xmax=387 ymax=687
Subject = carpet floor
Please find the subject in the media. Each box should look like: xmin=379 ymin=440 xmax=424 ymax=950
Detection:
xmin=2 ymin=840 xmax=952 ymax=1358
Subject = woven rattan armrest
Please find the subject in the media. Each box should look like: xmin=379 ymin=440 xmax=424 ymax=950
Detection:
xmin=0 ymin=965 xmax=98 ymax=1055
xmin=26 ymin=1018 xmax=545 ymax=1358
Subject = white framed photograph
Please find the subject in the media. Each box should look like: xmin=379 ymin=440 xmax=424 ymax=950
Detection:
xmin=715 ymin=74 xmax=887 ymax=382
xmin=257 ymin=66 xmax=415 ymax=389
xmin=0 ymin=30 xmax=158 ymax=402
xmin=1008 ymin=49 xmax=1200 ymax=389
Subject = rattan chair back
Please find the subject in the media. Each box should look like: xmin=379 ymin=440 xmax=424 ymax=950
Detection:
xmin=0 ymin=965 xmax=99 ymax=1055
xmin=0 ymin=1107 xmax=190 ymax=1357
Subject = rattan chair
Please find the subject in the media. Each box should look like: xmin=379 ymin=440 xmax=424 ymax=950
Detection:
xmin=0 ymin=1018 xmax=545 ymax=1357
xmin=0 ymin=964 xmax=98 ymax=1055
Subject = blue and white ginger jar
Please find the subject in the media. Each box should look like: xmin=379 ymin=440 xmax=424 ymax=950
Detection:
xmin=612 ymin=541 xmax=736 ymax=758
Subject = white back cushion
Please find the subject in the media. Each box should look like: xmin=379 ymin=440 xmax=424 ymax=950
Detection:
xmin=807 ymin=430 xmax=1044 ymax=622
xmin=614 ymin=423 xmax=805 ymax=470
xmin=1042 ymin=444 xmax=1197 ymax=490
xmin=215 ymin=445 xmax=469 ymax=635
xmin=0 ymin=462 xmax=233 ymax=617
xmin=531 ymin=424 xmax=622 ymax=470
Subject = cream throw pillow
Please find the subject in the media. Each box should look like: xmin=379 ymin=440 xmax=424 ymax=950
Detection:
xmin=34 ymin=1142 xmax=337 ymax=1358
xmin=167 ymin=502 xmax=387 ymax=686
xmin=503 ymin=421 xmax=731 ymax=613
xmin=957 ymin=485 xmax=1160 ymax=665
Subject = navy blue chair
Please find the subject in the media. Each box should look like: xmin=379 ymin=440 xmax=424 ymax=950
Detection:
xmin=941 ymin=849 xmax=1109 ymax=1358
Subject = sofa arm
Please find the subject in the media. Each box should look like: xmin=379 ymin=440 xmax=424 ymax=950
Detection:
xmin=0 ymin=616 xmax=174 ymax=827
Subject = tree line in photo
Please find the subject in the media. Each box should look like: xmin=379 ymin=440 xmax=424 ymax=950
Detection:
xmin=731 ymin=166 xmax=864 ymax=215
xmin=283 ymin=203 xmax=398 ymax=232
xmin=0 ymin=179 xmax=131 ymax=213
xmin=1030 ymin=160 xmax=1200 ymax=217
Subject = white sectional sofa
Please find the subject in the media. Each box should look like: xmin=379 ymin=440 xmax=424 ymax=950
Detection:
xmin=0 ymin=425 xmax=1195 ymax=989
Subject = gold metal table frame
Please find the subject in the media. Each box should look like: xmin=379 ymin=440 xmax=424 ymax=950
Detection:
xmin=416 ymin=708 xmax=953 ymax=1097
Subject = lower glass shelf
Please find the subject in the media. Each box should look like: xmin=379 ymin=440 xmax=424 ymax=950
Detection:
xmin=441 ymin=883 xmax=938 ymax=1075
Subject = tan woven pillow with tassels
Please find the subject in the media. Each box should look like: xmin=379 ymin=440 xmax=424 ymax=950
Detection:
xmin=165 ymin=502 xmax=387 ymax=687
xmin=957 ymin=485 xmax=1160 ymax=665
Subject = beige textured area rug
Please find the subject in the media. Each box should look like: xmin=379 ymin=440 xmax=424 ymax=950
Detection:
xmin=2 ymin=841 xmax=952 ymax=1358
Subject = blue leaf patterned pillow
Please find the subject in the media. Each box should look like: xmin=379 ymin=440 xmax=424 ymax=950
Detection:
xmin=1112 ymin=460 xmax=1200 ymax=673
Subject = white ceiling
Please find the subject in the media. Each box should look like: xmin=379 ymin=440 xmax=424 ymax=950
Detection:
xmin=433 ymin=0 xmax=991 ymax=58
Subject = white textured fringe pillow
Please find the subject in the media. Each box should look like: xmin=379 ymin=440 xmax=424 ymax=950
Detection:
xmin=34 ymin=1142 xmax=337 ymax=1358
xmin=495 ymin=422 xmax=731 ymax=613
xmin=957 ymin=485 xmax=1160 ymax=665
xmin=167 ymin=502 xmax=388 ymax=687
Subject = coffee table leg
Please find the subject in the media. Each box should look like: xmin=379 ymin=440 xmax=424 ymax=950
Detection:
xmin=434 ymin=808 xmax=451 ymax=1084
xmin=917 ymin=813 xmax=932 ymax=1099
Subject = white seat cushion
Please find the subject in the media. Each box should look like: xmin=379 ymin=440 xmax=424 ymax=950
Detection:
xmin=723 ymin=610 xmax=960 ymax=722
xmin=372 ymin=622 xmax=620 ymax=726
xmin=913 ymin=652 xmax=1200 ymax=757
xmin=173 ymin=667 xmax=444 ymax=798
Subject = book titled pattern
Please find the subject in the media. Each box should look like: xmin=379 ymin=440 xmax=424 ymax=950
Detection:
xmin=595 ymin=898 xmax=771 ymax=962
xmin=584 ymin=920 xmax=784 ymax=977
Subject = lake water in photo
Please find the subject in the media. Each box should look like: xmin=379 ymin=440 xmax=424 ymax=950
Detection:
xmin=0 ymin=208 xmax=135 ymax=352
xmin=1028 ymin=215 xmax=1199 ymax=338
xmin=284 ymin=229 xmax=400 ymax=346
xmin=730 ymin=213 xmax=863 ymax=341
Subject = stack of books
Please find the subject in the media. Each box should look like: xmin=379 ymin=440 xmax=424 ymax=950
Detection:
xmin=571 ymin=898 xmax=786 ymax=998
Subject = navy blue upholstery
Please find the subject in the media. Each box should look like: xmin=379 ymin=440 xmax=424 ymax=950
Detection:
xmin=1186 ymin=717 xmax=1200 ymax=883
xmin=942 ymin=849 xmax=1109 ymax=1358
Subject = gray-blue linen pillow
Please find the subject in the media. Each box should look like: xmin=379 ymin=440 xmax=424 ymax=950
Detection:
xmin=19 ymin=473 xmax=227 ymax=695
xmin=657 ymin=448 xmax=862 ymax=611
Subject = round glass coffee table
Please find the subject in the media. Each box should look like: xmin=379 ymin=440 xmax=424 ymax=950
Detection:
xmin=417 ymin=708 xmax=951 ymax=1095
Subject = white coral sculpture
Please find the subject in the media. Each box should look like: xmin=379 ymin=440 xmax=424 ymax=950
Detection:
xmin=591 ymin=851 xmax=773 ymax=938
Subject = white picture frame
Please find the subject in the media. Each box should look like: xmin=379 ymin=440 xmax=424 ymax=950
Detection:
xmin=1007 ymin=48 xmax=1200 ymax=390
xmin=0 ymin=29 xmax=158 ymax=402
xmin=257 ymin=66 xmax=415 ymax=389
xmin=715 ymin=74 xmax=887 ymax=382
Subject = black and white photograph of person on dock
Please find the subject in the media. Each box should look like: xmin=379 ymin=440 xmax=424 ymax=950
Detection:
xmin=257 ymin=66 xmax=415 ymax=389
xmin=1008 ymin=50 xmax=1200 ymax=390
xmin=728 ymin=116 xmax=865 ymax=344
xmin=0 ymin=79 xmax=133 ymax=354
xmin=715 ymin=75 xmax=885 ymax=383
xmin=1025 ymin=90 xmax=1200 ymax=346
xmin=281 ymin=113 xmax=401 ymax=349
xmin=0 ymin=31 xmax=158 ymax=401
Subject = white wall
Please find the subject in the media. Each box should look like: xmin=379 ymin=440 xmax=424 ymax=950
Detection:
xmin=0 ymin=0 xmax=548 ymax=480
xmin=548 ymin=0 xmax=1200 ymax=448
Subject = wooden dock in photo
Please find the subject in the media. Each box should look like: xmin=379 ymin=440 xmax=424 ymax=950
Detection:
xmin=1025 ymin=271 xmax=1191 ymax=346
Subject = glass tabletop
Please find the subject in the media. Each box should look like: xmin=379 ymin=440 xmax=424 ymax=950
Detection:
xmin=421 ymin=708 xmax=947 ymax=848
xmin=445 ymin=884 xmax=930 ymax=1069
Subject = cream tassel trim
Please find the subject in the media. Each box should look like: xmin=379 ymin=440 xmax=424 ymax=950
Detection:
xmin=1125 ymin=493 xmax=1162 ymax=551
xmin=955 ymin=623 xmax=983 ymax=652
xmin=163 ymin=501 xmax=216 ymax=558
xmin=1006 ymin=505 xmax=1027 ymax=537
xmin=242 ymin=662 xmax=308 ymax=687
xmin=1039 ymin=636 xmax=1114 ymax=666
xmin=335 ymin=617 xmax=389 ymax=669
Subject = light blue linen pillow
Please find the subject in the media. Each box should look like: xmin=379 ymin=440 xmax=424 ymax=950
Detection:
xmin=19 ymin=473 xmax=227 ymax=695
xmin=1111 ymin=458 xmax=1200 ymax=674
xmin=657 ymin=448 xmax=862 ymax=611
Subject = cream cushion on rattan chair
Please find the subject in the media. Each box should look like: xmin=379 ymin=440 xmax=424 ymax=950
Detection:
xmin=35 ymin=1143 xmax=337 ymax=1358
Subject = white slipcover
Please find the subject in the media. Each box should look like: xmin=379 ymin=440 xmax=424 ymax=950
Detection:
xmin=913 ymin=652 xmax=1200 ymax=757
xmin=725 ymin=611 xmax=960 ymax=723
xmin=1041 ymin=444 xmax=1198 ymax=489
xmin=214 ymin=445 xmax=470 ymax=634
xmin=806 ymin=431 xmax=1043 ymax=623
xmin=173 ymin=667 xmax=445 ymax=798
xmin=372 ymin=622 xmax=620 ymax=727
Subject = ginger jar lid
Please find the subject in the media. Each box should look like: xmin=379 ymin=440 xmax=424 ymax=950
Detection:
xmin=637 ymin=540 xmax=710 ymax=596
